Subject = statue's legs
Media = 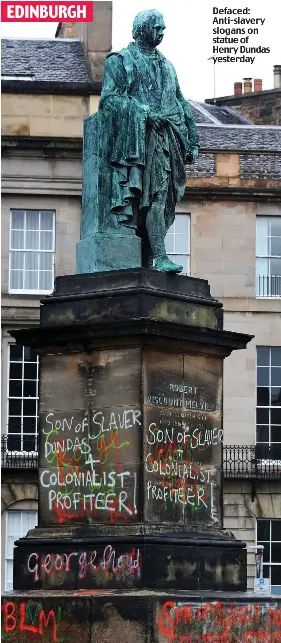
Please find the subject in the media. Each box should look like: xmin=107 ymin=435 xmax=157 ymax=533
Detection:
xmin=145 ymin=183 xmax=183 ymax=273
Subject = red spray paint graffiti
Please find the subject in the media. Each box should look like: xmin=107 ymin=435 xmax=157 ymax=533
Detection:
xmin=2 ymin=602 xmax=57 ymax=642
xmin=157 ymin=600 xmax=281 ymax=643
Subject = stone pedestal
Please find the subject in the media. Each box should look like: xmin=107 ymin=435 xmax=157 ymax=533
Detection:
xmin=9 ymin=269 xmax=251 ymax=594
xmin=5 ymin=270 xmax=279 ymax=643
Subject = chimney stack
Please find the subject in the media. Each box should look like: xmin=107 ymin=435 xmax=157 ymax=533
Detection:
xmin=243 ymin=78 xmax=253 ymax=93
xmin=234 ymin=82 xmax=242 ymax=96
xmin=254 ymin=79 xmax=262 ymax=92
xmin=273 ymin=65 xmax=281 ymax=89
xmin=56 ymin=1 xmax=112 ymax=84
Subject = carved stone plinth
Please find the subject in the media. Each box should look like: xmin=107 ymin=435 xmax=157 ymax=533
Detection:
xmin=76 ymin=232 xmax=141 ymax=273
xmin=9 ymin=270 xmax=252 ymax=594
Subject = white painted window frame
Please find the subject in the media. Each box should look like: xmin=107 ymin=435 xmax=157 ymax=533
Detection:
xmin=256 ymin=216 xmax=281 ymax=299
xmin=7 ymin=344 xmax=39 ymax=454
xmin=5 ymin=510 xmax=38 ymax=591
xmin=165 ymin=213 xmax=191 ymax=276
xmin=9 ymin=209 xmax=55 ymax=295
xmin=256 ymin=518 xmax=281 ymax=595
xmin=256 ymin=346 xmax=281 ymax=447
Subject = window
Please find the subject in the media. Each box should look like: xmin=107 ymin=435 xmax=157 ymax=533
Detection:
xmin=165 ymin=214 xmax=190 ymax=275
xmin=5 ymin=510 xmax=37 ymax=591
xmin=256 ymin=217 xmax=281 ymax=297
xmin=7 ymin=345 xmax=39 ymax=452
xmin=257 ymin=519 xmax=281 ymax=594
xmin=9 ymin=209 xmax=55 ymax=293
xmin=256 ymin=347 xmax=281 ymax=445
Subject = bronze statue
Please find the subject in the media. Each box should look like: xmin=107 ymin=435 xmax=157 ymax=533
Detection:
xmin=77 ymin=10 xmax=199 ymax=274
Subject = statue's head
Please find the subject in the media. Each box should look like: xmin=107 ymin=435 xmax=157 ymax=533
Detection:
xmin=132 ymin=9 xmax=165 ymax=47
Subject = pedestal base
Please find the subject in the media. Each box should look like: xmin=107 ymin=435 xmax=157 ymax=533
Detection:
xmin=2 ymin=589 xmax=281 ymax=643
xmin=76 ymin=234 xmax=141 ymax=273
xmin=14 ymin=526 xmax=246 ymax=592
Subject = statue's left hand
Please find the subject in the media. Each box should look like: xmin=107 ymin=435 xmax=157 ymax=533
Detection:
xmin=185 ymin=147 xmax=199 ymax=165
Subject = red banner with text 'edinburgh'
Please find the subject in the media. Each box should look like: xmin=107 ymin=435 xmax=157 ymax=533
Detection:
xmin=1 ymin=1 xmax=94 ymax=22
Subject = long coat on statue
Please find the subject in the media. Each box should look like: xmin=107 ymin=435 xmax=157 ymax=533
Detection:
xmin=96 ymin=42 xmax=199 ymax=233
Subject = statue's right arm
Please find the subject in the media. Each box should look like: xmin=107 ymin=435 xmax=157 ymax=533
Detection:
xmin=99 ymin=54 xmax=127 ymax=110
xmin=98 ymin=53 xmax=147 ymax=165
xmin=100 ymin=54 xmax=149 ymax=121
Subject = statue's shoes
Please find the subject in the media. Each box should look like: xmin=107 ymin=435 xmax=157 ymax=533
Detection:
xmin=154 ymin=257 xmax=183 ymax=273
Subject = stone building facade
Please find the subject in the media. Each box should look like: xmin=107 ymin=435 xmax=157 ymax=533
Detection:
xmin=1 ymin=3 xmax=281 ymax=593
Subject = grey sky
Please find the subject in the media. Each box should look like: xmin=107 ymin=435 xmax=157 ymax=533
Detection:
xmin=1 ymin=0 xmax=280 ymax=101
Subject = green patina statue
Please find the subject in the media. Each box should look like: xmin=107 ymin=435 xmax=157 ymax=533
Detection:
xmin=76 ymin=9 xmax=199 ymax=274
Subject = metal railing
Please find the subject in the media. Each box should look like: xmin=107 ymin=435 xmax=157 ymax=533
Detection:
xmin=223 ymin=444 xmax=281 ymax=480
xmin=256 ymin=275 xmax=281 ymax=298
xmin=1 ymin=435 xmax=38 ymax=469
xmin=2 ymin=436 xmax=281 ymax=479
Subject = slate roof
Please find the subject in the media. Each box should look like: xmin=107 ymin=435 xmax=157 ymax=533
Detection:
xmin=199 ymin=102 xmax=251 ymax=125
xmin=189 ymin=100 xmax=251 ymax=126
xmin=188 ymin=102 xmax=211 ymax=124
xmin=197 ymin=125 xmax=281 ymax=152
xmin=1 ymin=38 xmax=90 ymax=85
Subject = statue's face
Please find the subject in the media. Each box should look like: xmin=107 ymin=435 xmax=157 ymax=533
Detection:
xmin=143 ymin=16 xmax=166 ymax=47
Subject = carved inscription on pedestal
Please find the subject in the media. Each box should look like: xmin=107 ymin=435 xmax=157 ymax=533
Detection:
xmin=143 ymin=350 xmax=223 ymax=526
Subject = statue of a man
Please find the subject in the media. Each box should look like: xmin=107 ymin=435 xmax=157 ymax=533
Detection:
xmin=97 ymin=9 xmax=199 ymax=272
